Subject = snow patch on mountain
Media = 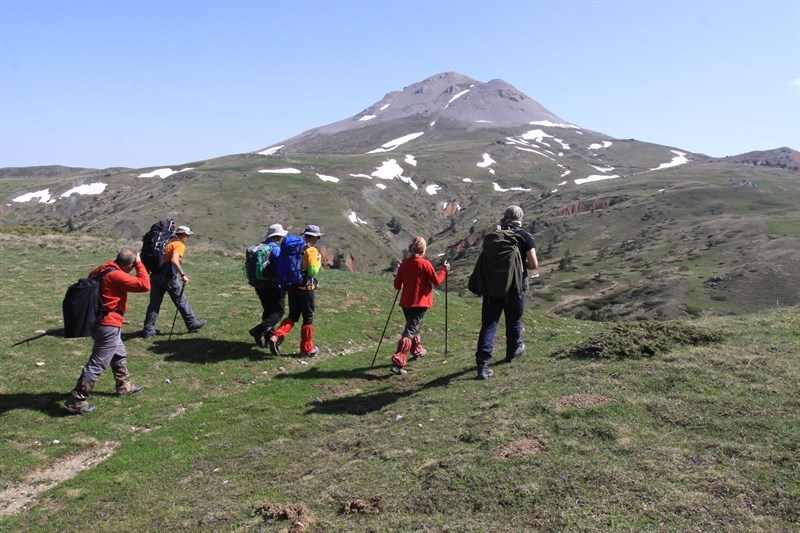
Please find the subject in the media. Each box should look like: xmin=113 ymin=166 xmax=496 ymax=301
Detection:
xmin=138 ymin=168 xmax=193 ymax=179
xmin=651 ymin=150 xmax=689 ymax=171
xmin=366 ymin=132 xmax=424 ymax=154
xmin=258 ymin=145 xmax=284 ymax=156
xmin=317 ymin=174 xmax=339 ymax=183
xmin=574 ymin=174 xmax=620 ymax=185
xmin=13 ymin=189 xmax=55 ymax=204
xmin=258 ymin=168 xmax=301 ymax=174
xmin=61 ymin=183 xmax=107 ymax=197
xmin=348 ymin=211 xmax=367 ymax=225
xmin=477 ymin=153 xmax=496 ymax=168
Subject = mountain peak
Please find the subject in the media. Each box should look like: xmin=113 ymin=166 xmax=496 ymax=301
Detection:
xmin=263 ymin=73 xmax=573 ymax=154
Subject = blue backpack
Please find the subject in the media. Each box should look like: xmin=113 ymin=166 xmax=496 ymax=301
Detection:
xmin=276 ymin=235 xmax=308 ymax=288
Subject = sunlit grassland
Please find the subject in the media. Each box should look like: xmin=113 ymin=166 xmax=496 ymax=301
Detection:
xmin=1 ymin=231 xmax=797 ymax=532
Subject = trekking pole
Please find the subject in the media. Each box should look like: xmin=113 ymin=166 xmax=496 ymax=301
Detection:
xmin=444 ymin=271 xmax=448 ymax=360
xmin=168 ymin=280 xmax=187 ymax=341
xmin=371 ymin=290 xmax=399 ymax=368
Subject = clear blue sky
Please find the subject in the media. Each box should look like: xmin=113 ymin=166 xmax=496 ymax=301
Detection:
xmin=1 ymin=0 xmax=798 ymax=169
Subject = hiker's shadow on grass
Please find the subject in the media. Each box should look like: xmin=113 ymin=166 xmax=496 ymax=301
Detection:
xmin=151 ymin=337 xmax=264 ymax=363
xmin=272 ymin=364 xmax=390 ymax=383
xmin=0 ymin=392 xmax=69 ymax=417
xmin=303 ymin=366 xmax=476 ymax=416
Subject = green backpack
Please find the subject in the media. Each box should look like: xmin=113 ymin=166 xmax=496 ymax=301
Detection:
xmin=244 ymin=242 xmax=277 ymax=287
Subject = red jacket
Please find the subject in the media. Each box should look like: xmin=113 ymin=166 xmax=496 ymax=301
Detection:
xmin=393 ymin=255 xmax=447 ymax=309
xmin=90 ymin=259 xmax=151 ymax=328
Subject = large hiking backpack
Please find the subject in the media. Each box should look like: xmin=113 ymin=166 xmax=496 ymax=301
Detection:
xmin=468 ymin=229 xmax=524 ymax=298
xmin=244 ymin=242 xmax=277 ymax=287
xmin=276 ymin=235 xmax=308 ymax=288
xmin=141 ymin=219 xmax=175 ymax=274
xmin=62 ymin=266 xmax=117 ymax=338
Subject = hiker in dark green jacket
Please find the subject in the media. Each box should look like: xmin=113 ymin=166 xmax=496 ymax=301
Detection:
xmin=470 ymin=205 xmax=538 ymax=380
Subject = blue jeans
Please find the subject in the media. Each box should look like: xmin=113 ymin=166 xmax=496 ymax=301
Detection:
xmin=475 ymin=292 xmax=525 ymax=367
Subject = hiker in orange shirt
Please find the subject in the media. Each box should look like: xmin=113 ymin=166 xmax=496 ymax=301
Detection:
xmin=390 ymin=236 xmax=449 ymax=374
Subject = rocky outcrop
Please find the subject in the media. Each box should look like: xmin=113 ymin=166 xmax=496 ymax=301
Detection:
xmin=441 ymin=200 xmax=461 ymax=219
xmin=560 ymin=196 xmax=629 ymax=216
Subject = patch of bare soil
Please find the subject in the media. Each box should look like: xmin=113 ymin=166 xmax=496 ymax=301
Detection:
xmin=550 ymin=393 xmax=617 ymax=410
xmin=341 ymin=495 xmax=382 ymax=515
xmin=255 ymin=503 xmax=316 ymax=532
xmin=500 ymin=438 xmax=547 ymax=458
xmin=0 ymin=441 xmax=119 ymax=516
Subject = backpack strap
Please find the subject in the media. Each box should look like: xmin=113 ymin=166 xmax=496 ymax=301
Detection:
xmin=93 ymin=266 xmax=119 ymax=316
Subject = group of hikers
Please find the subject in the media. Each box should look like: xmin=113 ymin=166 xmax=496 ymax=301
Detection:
xmin=63 ymin=205 xmax=538 ymax=415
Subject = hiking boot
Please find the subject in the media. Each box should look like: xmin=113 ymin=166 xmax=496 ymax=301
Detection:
xmin=116 ymin=383 xmax=144 ymax=396
xmin=411 ymin=347 xmax=427 ymax=360
xmin=477 ymin=368 xmax=494 ymax=380
xmin=188 ymin=319 xmax=207 ymax=333
xmin=64 ymin=378 xmax=97 ymax=414
xmin=64 ymin=402 xmax=97 ymax=414
xmin=391 ymin=366 xmax=408 ymax=375
xmin=267 ymin=335 xmax=283 ymax=356
xmin=505 ymin=343 xmax=526 ymax=363
xmin=248 ymin=326 xmax=265 ymax=348
xmin=113 ymin=366 xmax=144 ymax=396
xmin=301 ymin=346 xmax=320 ymax=358
xmin=142 ymin=329 xmax=158 ymax=339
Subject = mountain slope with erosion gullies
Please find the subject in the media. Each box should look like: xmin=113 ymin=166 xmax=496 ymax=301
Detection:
xmin=2 ymin=72 xmax=798 ymax=321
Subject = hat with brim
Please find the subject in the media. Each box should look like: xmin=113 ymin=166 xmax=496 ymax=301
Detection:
xmin=264 ymin=223 xmax=288 ymax=239
xmin=303 ymin=224 xmax=323 ymax=237
xmin=175 ymin=225 xmax=195 ymax=236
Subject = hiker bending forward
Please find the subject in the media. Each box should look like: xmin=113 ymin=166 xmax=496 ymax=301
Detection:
xmin=268 ymin=225 xmax=323 ymax=357
xmin=390 ymin=236 xmax=449 ymax=375
xmin=65 ymin=248 xmax=150 ymax=414
xmin=469 ymin=205 xmax=538 ymax=380
xmin=142 ymin=225 xmax=206 ymax=338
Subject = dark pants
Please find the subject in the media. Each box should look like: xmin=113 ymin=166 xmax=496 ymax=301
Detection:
xmin=400 ymin=307 xmax=427 ymax=338
xmin=475 ymin=292 xmax=525 ymax=367
xmin=143 ymin=271 xmax=197 ymax=335
xmin=253 ymin=286 xmax=285 ymax=334
xmin=287 ymin=287 xmax=315 ymax=325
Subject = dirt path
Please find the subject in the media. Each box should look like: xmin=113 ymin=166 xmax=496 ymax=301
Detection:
xmin=0 ymin=441 xmax=119 ymax=516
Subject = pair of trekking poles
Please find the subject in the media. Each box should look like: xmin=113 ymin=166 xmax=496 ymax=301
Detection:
xmin=371 ymin=272 xmax=447 ymax=367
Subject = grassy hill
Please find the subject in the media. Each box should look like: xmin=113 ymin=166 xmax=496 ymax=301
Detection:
xmin=1 ymin=231 xmax=797 ymax=531
xmin=2 ymin=146 xmax=798 ymax=323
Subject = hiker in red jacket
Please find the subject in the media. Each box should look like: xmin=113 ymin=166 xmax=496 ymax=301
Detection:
xmin=64 ymin=247 xmax=151 ymax=414
xmin=390 ymin=236 xmax=449 ymax=374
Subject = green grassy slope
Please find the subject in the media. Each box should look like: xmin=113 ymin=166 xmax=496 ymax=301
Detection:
xmin=1 ymin=232 xmax=797 ymax=531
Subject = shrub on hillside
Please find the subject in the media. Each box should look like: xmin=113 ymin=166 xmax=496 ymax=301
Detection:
xmin=552 ymin=321 xmax=723 ymax=359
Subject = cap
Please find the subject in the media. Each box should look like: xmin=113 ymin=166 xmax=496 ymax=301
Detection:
xmin=264 ymin=223 xmax=288 ymax=239
xmin=175 ymin=225 xmax=195 ymax=236
xmin=303 ymin=224 xmax=323 ymax=237
xmin=503 ymin=205 xmax=524 ymax=222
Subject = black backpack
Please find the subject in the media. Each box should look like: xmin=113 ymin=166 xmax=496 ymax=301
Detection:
xmin=62 ymin=267 xmax=117 ymax=338
xmin=141 ymin=219 xmax=175 ymax=274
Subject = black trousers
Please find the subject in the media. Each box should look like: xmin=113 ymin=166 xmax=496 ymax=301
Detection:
xmin=254 ymin=286 xmax=285 ymax=332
